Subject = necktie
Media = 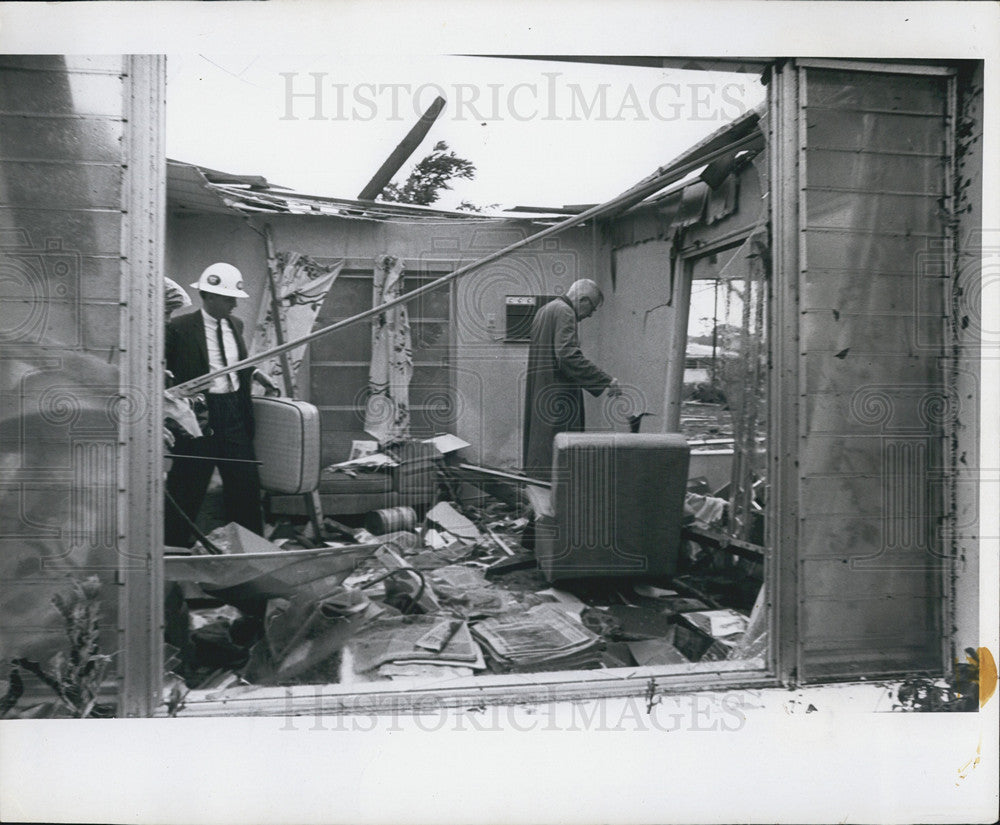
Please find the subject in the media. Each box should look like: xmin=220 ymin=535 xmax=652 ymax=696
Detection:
xmin=216 ymin=319 xmax=236 ymax=392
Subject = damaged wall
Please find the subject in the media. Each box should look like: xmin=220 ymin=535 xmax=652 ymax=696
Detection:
xmin=166 ymin=209 xmax=593 ymax=468
xmin=595 ymin=239 xmax=678 ymax=426
xmin=586 ymin=153 xmax=766 ymax=433
xmin=165 ymin=212 xmax=269 ymax=330
xmin=589 ymin=61 xmax=981 ymax=683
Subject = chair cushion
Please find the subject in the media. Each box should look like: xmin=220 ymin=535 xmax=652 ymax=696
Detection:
xmin=318 ymin=466 xmax=394 ymax=495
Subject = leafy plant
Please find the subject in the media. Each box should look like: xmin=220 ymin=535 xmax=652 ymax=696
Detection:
xmin=380 ymin=141 xmax=476 ymax=206
xmin=3 ymin=576 xmax=114 ymax=718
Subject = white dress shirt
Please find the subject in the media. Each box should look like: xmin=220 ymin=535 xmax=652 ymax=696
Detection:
xmin=201 ymin=309 xmax=240 ymax=393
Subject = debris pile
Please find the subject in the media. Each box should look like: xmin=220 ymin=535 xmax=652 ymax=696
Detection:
xmin=472 ymin=604 xmax=604 ymax=672
xmin=163 ymin=440 xmax=767 ymax=695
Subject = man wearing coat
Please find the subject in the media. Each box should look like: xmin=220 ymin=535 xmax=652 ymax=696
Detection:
xmin=522 ymin=278 xmax=622 ymax=481
xmin=164 ymin=263 xmax=267 ymax=547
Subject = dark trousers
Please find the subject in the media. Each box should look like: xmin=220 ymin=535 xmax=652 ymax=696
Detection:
xmin=165 ymin=392 xmax=263 ymax=547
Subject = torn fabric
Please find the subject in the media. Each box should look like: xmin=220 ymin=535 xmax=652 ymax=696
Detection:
xmin=364 ymin=254 xmax=412 ymax=444
xmin=250 ymin=252 xmax=342 ymax=397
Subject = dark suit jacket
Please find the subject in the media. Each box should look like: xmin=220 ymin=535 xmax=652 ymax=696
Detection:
xmin=165 ymin=309 xmax=256 ymax=436
xmin=522 ymin=296 xmax=612 ymax=477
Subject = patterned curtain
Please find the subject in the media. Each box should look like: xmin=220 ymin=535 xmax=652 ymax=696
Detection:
xmin=364 ymin=254 xmax=413 ymax=443
xmin=250 ymin=252 xmax=342 ymax=397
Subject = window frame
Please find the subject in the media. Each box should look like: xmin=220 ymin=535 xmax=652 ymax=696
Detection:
xmin=138 ymin=57 xmax=968 ymax=716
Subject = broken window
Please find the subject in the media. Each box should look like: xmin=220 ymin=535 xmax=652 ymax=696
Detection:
xmin=685 ymin=237 xmax=769 ymax=542
xmin=306 ymin=267 xmax=455 ymax=438
xmin=3 ymin=56 xmax=974 ymax=720
xmin=158 ymin=97 xmax=777 ymax=714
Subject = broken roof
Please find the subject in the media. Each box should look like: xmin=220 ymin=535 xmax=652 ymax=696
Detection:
xmin=168 ymin=105 xmax=764 ymax=227
xmin=166 ymin=159 xmax=569 ymax=223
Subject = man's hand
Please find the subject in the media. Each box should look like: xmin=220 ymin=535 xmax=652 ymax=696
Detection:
xmin=253 ymin=369 xmax=282 ymax=397
xmin=164 ymin=389 xmax=202 ymax=439
xmin=607 ymin=378 xmax=623 ymax=399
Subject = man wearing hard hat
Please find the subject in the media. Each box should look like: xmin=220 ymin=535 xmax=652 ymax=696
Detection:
xmin=164 ymin=263 xmax=271 ymax=546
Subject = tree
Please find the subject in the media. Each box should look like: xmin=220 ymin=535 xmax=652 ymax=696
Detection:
xmin=379 ymin=140 xmax=476 ymax=206
xmin=455 ymin=199 xmax=501 ymax=213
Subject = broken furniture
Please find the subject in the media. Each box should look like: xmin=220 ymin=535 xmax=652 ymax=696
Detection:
xmin=163 ymin=484 xmax=767 ymax=691
xmin=163 ymin=523 xmax=381 ymax=602
xmin=535 ymin=433 xmax=690 ymax=582
xmin=252 ymin=396 xmax=324 ymax=535
xmin=266 ymin=431 xmax=440 ymax=518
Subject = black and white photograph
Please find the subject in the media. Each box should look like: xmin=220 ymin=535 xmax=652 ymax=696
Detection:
xmin=0 ymin=2 xmax=997 ymax=823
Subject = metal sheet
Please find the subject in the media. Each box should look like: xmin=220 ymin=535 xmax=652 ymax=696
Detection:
xmin=799 ymin=310 xmax=943 ymax=353
xmin=674 ymin=181 xmax=709 ymax=227
xmin=801 ymin=598 xmax=937 ymax=646
xmin=801 ymin=270 xmax=945 ymax=314
xmin=0 ymin=205 xmax=122 ymax=257
xmin=0 ymin=57 xmax=129 ymax=697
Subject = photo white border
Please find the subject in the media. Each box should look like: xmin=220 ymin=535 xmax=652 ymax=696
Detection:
xmin=0 ymin=2 xmax=997 ymax=823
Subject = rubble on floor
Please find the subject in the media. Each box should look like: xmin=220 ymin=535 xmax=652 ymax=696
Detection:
xmin=164 ymin=468 xmax=767 ymax=692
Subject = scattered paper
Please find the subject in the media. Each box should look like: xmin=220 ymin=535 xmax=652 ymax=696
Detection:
xmin=422 ymin=433 xmax=471 ymax=454
xmin=429 ymin=565 xmax=489 ymax=590
xmin=426 ymin=501 xmax=482 ymax=542
xmin=349 ymin=616 xmax=482 ymax=672
xmin=472 ymin=604 xmax=602 ymax=671
xmin=524 ymin=484 xmax=553 ymax=519
xmin=684 ymin=609 xmax=748 ymax=638
xmin=684 ymin=492 xmax=727 ymax=527
xmin=327 ymin=452 xmax=398 ymax=470
xmin=536 ymin=588 xmax=587 ymax=617
xmin=188 ymin=604 xmax=243 ymax=631
xmin=424 ymin=528 xmax=460 ymax=551
xmin=378 ymin=663 xmax=476 ymax=680
xmin=633 ymin=584 xmax=679 ymax=599
xmin=163 ymin=389 xmax=201 ymax=438
xmin=349 ymin=440 xmax=379 ymax=460
xmin=415 ymin=619 xmax=463 ymax=652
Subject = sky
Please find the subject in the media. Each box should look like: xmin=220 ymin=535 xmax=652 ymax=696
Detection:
xmin=166 ymin=54 xmax=766 ymax=211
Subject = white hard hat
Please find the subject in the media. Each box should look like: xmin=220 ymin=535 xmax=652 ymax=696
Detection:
xmin=190 ymin=262 xmax=249 ymax=298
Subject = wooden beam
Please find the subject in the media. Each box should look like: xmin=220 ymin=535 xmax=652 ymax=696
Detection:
xmin=661 ymin=253 xmax=691 ymax=432
xmin=357 ymin=95 xmax=446 ymax=201
xmin=262 ymin=224 xmax=296 ymax=397
xmin=681 ymin=524 xmax=767 ymax=563
xmin=120 ymin=55 xmax=167 ymax=718
xmin=457 ymin=462 xmax=552 ymax=489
